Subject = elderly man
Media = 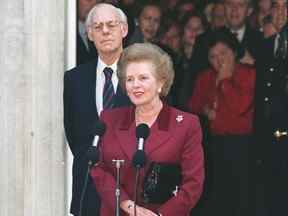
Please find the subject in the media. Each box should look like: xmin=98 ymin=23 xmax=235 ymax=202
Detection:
xmin=254 ymin=0 xmax=288 ymax=215
xmin=64 ymin=3 xmax=130 ymax=216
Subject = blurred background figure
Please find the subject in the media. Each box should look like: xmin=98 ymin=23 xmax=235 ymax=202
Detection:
xmin=254 ymin=0 xmax=288 ymax=216
xmin=210 ymin=2 xmax=227 ymax=30
xmin=249 ymin=0 xmax=272 ymax=30
xmin=118 ymin=0 xmax=138 ymax=45
xmin=77 ymin=0 xmax=99 ymax=65
xmin=175 ymin=0 xmax=196 ymax=23
xmin=191 ymin=0 xmax=262 ymax=79
xmin=181 ymin=12 xmax=207 ymax=62
xmin=159 ymin=15 xmax=182 ymax=55
xmin=128 ymin=2 xmax=162 ymax=44
xmin=159 ymin=0 xmax=181 ymax=14
xmin=188 ymin=31 xmax=255 ymax=216
xmin=204 ymin=2 xmax=215 ymax=24
xmin=177 ymin=12 xmax=208 ymax=110
xmin=262 ymin=14 xmax=277 ymax=37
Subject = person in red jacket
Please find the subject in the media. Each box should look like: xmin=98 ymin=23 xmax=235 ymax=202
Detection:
xmin=187 ymin=31 xmax=256 ymax=216
xmin=90 ymin=43 xmax=204 ymax=216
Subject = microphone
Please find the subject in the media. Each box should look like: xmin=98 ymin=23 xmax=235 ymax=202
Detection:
xmin=86 ymin=121 xmax=106 ymax=165
xmin=132 ymin=124 xmax=150 ymax=168
xmin=92 ymin=121 xmax=106 ymax=147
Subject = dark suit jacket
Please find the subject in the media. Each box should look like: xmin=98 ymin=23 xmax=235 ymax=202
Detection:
xmin=253 ymin=26 xmax=288 ymax=216
xmin=77 ymin=32 xmax=98 ymax=66
xmin=90 ymin=104 xmax=205 ymax=216
xmin=254 ymin=30 xmax=288 ymax=156
xmin=64 ymin=59 xmax=130 ymax=216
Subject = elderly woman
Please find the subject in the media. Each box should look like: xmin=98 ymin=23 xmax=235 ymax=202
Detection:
xmin=90 ymin=43 xmax=204 ymax=216
xmin=187 ymin=31 xmax=255 ymax=215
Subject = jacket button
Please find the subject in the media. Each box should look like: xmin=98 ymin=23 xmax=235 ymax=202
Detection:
xmin=264 ymin=97 xmax=269 ymax=101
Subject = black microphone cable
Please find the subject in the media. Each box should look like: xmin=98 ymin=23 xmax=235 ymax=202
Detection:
xmin=78 ymin=121 xmax=106 ymax=216
xmin=132 ymin=123 xmax=150 ymax=216
xmin=78 ymin=164 xmax=90 ymax=216
xmin=133 ymin=169 xmax=141 ymax=216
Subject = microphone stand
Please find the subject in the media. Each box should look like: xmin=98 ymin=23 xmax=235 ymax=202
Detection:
xmin=112 ymin=159 xmax=125 ymax=216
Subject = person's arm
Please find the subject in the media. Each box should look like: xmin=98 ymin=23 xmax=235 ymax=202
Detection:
xmin=63 ymin=71 xmax=77 ymax=155
xmin=157 ymin=116 xmax=205 ymax=215
xmin=188 ymin=72 xmax=214 ymax=115
xmin=217 ymin=66 xmax=256 ymax=116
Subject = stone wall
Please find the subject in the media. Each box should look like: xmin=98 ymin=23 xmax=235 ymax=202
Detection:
xmin=0 ymin=0 xmax=67 ymax=215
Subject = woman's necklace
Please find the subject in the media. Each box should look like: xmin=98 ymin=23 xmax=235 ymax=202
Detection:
xmin=135 ymin=102 xmax=163 ymax=127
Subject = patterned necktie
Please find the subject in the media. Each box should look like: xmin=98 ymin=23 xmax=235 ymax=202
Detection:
xmin=103 ymin=67 xmax=115 ymax=110
xmin=232 ymin=31 xmax=239 ymax=41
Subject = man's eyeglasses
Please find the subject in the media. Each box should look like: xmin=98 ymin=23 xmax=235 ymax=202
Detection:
xmin=90 ymin=20 xmax=121 ymax=32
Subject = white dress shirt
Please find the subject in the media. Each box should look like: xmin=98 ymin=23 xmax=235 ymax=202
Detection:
xmin=231 ymin=25 xmax=246 ymax=42
xmin=96 ymin=57 xmax=119 ymax=115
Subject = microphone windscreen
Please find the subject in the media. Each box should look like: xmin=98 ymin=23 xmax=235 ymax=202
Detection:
xmin=86 ymin=146 xmax=99 ymax=165
xmin=136 ymin=124 xmax=150 ymax=140
xmin=93 ymin=121 xmax=106 ymax=136
xmin=132 ymin=150 xmax=146 ymax=168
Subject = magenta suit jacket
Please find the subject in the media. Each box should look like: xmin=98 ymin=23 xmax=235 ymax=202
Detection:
xmin=90 ymin=104 xmax=204 ymax=216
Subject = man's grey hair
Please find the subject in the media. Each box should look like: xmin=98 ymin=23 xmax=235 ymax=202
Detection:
xmin=85 ymin=3 xmax=128 ymax=28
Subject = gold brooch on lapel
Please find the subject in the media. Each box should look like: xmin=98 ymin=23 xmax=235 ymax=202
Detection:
xmin=176 ymin=115 xmax=183 ymax=123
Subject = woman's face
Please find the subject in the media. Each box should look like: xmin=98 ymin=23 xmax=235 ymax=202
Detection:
xmin=125 ymin=61 xmax=163 ymax=107
xmin=183 ymin=16 xmax=204 ymax=46
xmin=160 ymin=24 xmax=181 ymax=52
xmin=208 ymin=42 xmax=235 ymax=72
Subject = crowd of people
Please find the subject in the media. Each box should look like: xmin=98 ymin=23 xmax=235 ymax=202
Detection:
xmin=64 ymin=0 xmax=288 ymax=216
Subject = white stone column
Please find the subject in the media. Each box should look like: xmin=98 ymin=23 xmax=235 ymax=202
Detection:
xmin=0 ymin=0 xmax=66 ymax=215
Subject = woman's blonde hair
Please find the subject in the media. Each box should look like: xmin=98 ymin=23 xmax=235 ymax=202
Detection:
xmin=117 ymin=43 xmax=175 ymax=97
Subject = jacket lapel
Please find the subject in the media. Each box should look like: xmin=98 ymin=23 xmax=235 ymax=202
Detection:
xmin=145 ymin=104 xmax=175 ymax=155
xmin=86 ymin=59 xmax=98 ymax=115
xmin=115 ymin=106 xmax=137 ymax=161
xmin=114 ymin=104 xmax=176 ymax=160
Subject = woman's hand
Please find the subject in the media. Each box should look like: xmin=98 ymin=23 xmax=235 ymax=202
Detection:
xmin=216 ymin=57 xmax=234 ymax=83
xmin=128 ymin=205 xmax=159 ymax=216
xmin=120 ymin=200 xmax=159 ymax=216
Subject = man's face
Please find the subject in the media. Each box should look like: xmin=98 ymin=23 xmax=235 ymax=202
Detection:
xmin=271 ymin=0 xmax=287 ymax=30
xmin=139 ymin=6 xmax=161 ymax=41
xmin=87 ymin=5 xmax=128 ymax=56
xmin=224 ymin=0 xmax=251 ymax=30
xmin=78 ymin=0 xmax=98 ymax=21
